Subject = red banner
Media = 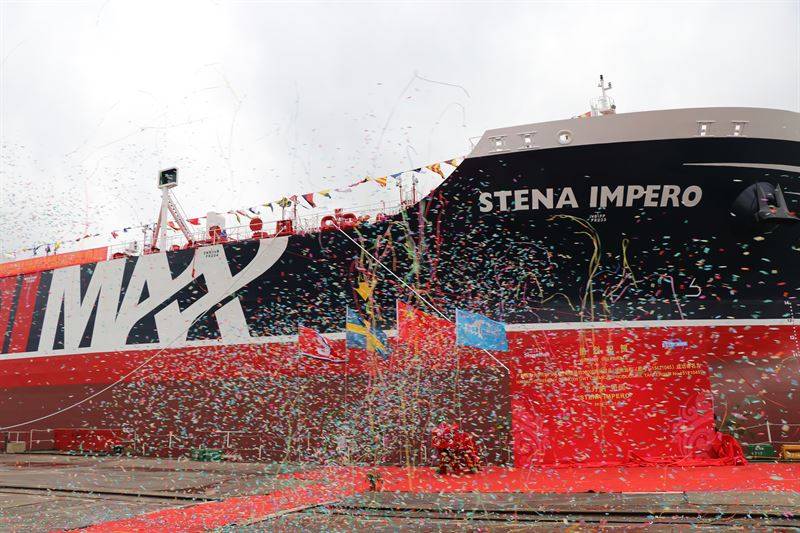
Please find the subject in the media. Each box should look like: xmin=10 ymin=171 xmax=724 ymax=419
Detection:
xmin=511 ymin=326 xmax=715 ymax=467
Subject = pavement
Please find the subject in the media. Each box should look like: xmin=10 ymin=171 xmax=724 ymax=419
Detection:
xmin=0 ymin=454 xmax=798 ymax=532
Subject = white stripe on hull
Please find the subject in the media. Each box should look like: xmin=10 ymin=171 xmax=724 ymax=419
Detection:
xmin=1 ymin=318 xmax=794 ymax=362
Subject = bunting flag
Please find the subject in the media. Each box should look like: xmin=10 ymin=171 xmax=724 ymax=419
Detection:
xmin=349 ymin=177 xmax=369 ymax=187
xmin=167 ymin=221 xmax=180 ymax=231
xmin=10 ymin=156 xmax=468 ymax=258
xmin=426 ymin=163 xmax=445 ymax=179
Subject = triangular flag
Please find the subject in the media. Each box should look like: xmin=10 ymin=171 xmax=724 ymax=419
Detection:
xmin=167 ymin=221 xmax=180 ymax=231
xmin=187 ymin=218 xmax=201 ymax=225
xmin=390 ymin=173 xmax=403 ymax=180
xmin=263 ymin=202 xmax=274 ymax=212
xmin=445 ymin=158 xmax=463 ymax=167
xmin=426 ymin=163 xmax=445 ymax=179
xmin=355 ymin=278 xmax=375 ymax=300
xmin=318 ymin=189 xmax=331 ymax=198
xmin=277 ymin=197 xmax=292 ymax=208
xmin=302 ymin=193 xmax=316 ymax=208
xmin=349 ymin=177 xmax=369 ymax=187
xmin=372 ymin=176 xmax=388 ymax=188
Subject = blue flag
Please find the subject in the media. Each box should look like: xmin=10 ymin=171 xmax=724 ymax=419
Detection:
xmin=345 ymin=308 xmax=391 ymax=359
xmin=455 ymin=309 xmax=508 ymax=351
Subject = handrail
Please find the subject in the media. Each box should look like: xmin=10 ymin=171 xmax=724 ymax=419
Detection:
xmin=106 ymin=201 xmax=408 ymax=259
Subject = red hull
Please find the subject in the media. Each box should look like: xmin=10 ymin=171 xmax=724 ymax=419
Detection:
xmin=2 ymin=322 xmax=797 ymax=464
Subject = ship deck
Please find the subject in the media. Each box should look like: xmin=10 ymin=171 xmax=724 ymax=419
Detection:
xmin=1 ymin=453 xmax=799 ymax=531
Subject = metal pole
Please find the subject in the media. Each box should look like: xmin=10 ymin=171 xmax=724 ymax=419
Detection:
xmin=168 ymin=431 xmax=172 ymax=449
xmin=766 ymin=421 xmax=772 ymax=443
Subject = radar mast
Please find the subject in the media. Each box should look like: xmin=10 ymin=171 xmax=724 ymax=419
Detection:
xmin=590 ymin=74 xmax=616 ymax=116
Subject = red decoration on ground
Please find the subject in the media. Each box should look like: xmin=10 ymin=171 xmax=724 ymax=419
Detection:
xmin=709 ymin=432 xmax=747 ymax=465
xmin=432 ymin=422 xmax=482 ymax=475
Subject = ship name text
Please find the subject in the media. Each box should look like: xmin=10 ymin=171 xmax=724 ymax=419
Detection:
xmin=478 ymin=185 xmax=703 ymax=213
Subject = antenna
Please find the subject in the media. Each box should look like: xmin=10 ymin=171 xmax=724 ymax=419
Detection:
xmin=598 ymin=74 xmax=612 ymax=98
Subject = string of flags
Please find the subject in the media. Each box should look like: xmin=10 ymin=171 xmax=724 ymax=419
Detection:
xmin=296 ymin=301 xmax=509 ymax=363
xmin=253 ymin=157 xmax=462 ymax=218
xmin=14 ymin=157 xmax=464 ymax=257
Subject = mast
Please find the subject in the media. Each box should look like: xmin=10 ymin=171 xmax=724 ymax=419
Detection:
xmin=149 ymin=168 xmax=193 ymax=251
xmin=590 ymin=74 xmax=616 ymax=116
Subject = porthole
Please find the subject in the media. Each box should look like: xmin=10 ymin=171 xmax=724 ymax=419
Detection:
xmin=557 ymin=130 xmax=573 ymax=145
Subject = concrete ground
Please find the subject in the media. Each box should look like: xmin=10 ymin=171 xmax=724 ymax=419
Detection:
xmin=1 ymin=454 xmax=798 ymax=532
xmin=0 ymin=453 xmax=309 ymax=531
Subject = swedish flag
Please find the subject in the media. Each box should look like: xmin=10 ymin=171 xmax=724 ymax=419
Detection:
xmin=346 ymin=308 xmax=390 ymax=359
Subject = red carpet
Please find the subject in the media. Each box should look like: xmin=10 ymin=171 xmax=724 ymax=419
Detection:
xmin=80 ymin=464 xmax=800 ymax=532
xmin=79 ymin=468 xmax=367 ymax=533
xmin=370 ymin=464 xmax=800 ymax=493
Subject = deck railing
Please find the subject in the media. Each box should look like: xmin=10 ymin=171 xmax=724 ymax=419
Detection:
xmin=106 ymin=201 xmax=408 ymax=259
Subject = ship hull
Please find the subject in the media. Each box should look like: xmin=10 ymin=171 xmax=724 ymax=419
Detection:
xmin=2 ymin=108 xmax=799 ymax=465
xmin=1 ymin=322 xmax=797 ymax=464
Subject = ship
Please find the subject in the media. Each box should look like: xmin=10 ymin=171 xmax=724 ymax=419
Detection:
xmin=1 ymin=78 xmax=799 ymax=466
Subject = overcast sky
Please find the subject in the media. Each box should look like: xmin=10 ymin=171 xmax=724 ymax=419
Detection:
xmin=1 ymin=0 xmax=798 ymax=256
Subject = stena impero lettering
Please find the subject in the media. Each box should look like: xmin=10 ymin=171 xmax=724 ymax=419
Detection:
xmin=477 ymin=185 xmax=703 ymax=212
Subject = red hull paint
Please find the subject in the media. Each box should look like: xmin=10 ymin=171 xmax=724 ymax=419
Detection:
xmin=1 ymin=323 xmax=798 ymax=464
xmin=1 ymin=323 xmax=795 ymax=387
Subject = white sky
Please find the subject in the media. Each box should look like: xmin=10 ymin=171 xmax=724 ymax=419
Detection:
xmin=1 ymin=0 xmax=798 ymax=256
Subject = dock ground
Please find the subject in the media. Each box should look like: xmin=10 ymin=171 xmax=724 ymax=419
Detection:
xmin=1 ymin=454 xmax=798 ymax=531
